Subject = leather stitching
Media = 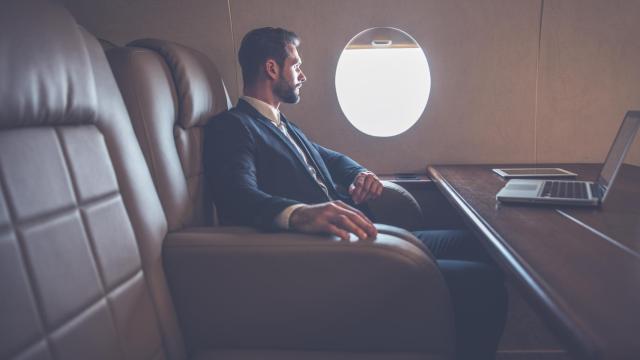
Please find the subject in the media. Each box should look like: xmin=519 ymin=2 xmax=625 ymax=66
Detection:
xmin=0 ymin=155 xmax=54 ymax=360
xmin=56 ymin=127 xmax=128 ymax=359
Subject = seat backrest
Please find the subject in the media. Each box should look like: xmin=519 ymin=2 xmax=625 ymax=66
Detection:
xmin=0 ymin=2 xmax=185 ymax=359
xmin=106 ymin=40 xmax=231 ymax=231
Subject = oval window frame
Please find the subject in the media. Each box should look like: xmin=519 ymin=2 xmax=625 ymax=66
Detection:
xmin=335 ymin=27 xmax=431 ymax=137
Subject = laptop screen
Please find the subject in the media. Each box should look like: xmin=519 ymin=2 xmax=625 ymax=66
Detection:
xmin=596 ymin=111 xmax=640 ymax=200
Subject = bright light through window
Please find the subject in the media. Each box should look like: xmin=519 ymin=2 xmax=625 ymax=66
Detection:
xmin=335 ymin=28 xmax=431 ymax=137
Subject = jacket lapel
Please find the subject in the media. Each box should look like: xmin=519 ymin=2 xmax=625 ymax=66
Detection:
xmin=236 ymin=99 xmax=310 ymax=167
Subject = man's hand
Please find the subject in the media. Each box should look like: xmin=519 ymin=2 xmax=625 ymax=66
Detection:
xmin=349 ymin=171 xmax=383 ymax=204
xmin=289 ymin=201 xmax=377 ymax=240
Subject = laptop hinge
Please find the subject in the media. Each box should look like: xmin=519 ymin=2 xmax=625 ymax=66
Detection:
xmin=591 ymin=183 xmax=605 ymax=199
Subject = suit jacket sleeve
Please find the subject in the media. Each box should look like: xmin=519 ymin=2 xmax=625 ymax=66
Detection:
xmin=204 ymin=114 xmax=300 ymax=229
xmin=313 ymin=143 xmax=367 ymax=189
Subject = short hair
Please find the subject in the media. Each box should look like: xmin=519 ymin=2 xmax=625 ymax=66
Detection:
xmin=238 ymin=27 xmax=300 ymax=87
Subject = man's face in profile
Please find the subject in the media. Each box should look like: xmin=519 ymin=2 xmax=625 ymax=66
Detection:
xmin=273 ymin=43 xmax=306 ymax=104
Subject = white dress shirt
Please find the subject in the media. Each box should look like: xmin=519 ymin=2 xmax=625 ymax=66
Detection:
xmin=241 ymin=96 xmax=331 ymax=228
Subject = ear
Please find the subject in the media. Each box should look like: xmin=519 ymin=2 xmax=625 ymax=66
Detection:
xmin=265 ymin=59 xmax=279 ymax=80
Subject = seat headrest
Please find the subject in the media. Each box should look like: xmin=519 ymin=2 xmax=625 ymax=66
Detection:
xmin=0 ymin=1 xmax=98 ymax=129
xmin=128 ymin=39 xmax=231 ymax=129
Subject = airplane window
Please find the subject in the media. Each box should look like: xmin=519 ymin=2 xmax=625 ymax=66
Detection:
xmin=335 ymin=27 xmax=431 ymax=137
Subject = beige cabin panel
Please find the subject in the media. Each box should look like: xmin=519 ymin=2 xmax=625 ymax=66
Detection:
xmin=537 ymin=0 xmax=640 ymax=165
xmin=230 ymin=0 xmax=541 ymax=173
xmin=61 ymin=0 xmax=239 ymax=100
xmin=59 ymin=0 xmax=640 ymax=170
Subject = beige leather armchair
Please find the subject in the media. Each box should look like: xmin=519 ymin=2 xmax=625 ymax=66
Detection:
xmin=0 ymin=2 xmax=185 ymax=359
xmin=1 ymin=2 xmax=452 ymax=358
xmin=105 ymin=39 xmax=454 ymax=359
xmin=369 ymin=180 xmax=425 ymax=231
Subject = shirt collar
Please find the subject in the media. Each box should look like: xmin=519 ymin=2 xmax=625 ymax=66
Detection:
xmin=241 ymin=95 xmax=281 ymax=126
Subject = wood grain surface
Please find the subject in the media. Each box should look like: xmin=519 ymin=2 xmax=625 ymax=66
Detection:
xmin=427 ymin=164 xmax=640 ymax=360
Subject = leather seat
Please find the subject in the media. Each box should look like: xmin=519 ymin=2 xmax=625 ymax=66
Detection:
xmin=106 ymin=38 xmax=230 ymax=229
xmin=0 ymin=2 xmax=185 ymax=359
xmin=0 ymin=1 xmax=453 ymax=358
xmin=106 ymin=39 xmax=454 ymax=359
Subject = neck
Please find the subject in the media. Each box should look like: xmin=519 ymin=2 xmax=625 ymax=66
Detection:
xmin=244 ymin=84 xmax=280 ymax=109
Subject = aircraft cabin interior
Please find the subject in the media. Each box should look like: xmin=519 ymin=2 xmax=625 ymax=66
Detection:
xmin=2 ymin=1 xmax=639 ymax=360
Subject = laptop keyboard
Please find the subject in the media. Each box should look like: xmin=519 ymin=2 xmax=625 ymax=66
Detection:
xmin=541 ymin=181 xmax=589 ymax=199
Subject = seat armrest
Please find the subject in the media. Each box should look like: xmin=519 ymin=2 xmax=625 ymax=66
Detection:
xmin=163 ymin=225 xmax=453 ymax=357
xmin=367 ymin=181 xmax=424 ymax=230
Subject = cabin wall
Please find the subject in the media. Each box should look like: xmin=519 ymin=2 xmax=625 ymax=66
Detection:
xmin=62 ymin=0 xmax=640 ymax=171
xmin=537 ymin=0 xmax=640 ymax=167
xmin=60 ymin=0 xmax=239 ymax=103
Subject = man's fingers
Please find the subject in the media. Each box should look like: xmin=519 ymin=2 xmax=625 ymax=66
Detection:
xmin=364 ymin=182 xmax=383 ymax=202
xmin=354 ymin=185 xmax=367 ymax=204
xmin=351 ymin=181 xmax=366 ymax=203
xmin=362 ymin=175 xmax=376 ymax=196
xmin=332 ymin=204 xmax=377 ymax=238
xmin=331 ymin=214 xmax=368 ymax=239
xmin=350 ymin=173 xmax=383 ymax=204
xmin=370 ymin=175 xmax=383 ymax=197
xmin=290 ymin=202 xmax=378 ymax=240
xmin=351 ymin=191 xmax=363 ymax=204
xmin=326 ymin=224 xmax=350 ymax=241
xmin=359 ymin=177 xmax=376 ymax=203
xmin=350 ymin=174 xmax=366 ymax=203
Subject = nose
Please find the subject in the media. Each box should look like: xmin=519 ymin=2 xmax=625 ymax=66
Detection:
xmin=299 ymin=70 xmax=306 ymax=83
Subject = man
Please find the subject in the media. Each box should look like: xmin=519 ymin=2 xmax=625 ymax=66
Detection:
xmin=204 ymin=27 xmax=506 ymax=360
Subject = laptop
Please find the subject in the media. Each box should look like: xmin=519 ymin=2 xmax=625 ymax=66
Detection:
xmin=496 ymin=111 xmax=640 ymax=206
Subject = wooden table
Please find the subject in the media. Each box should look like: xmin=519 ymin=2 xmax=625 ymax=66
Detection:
xmin=427 ymin=164 xmax=640 ymax=360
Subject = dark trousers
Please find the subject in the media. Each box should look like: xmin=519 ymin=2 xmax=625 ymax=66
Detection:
xmin=412 ymin=230 xmax=508 ymax=360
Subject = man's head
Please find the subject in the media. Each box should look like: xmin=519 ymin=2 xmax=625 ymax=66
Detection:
xmin=238 ymin=27 xmax=306 ymax=104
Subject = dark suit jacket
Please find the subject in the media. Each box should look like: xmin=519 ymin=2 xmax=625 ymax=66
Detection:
xmin=203 ymin=99 xmax=367 ymax=229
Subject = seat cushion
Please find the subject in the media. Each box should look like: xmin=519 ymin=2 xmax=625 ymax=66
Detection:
xmin=0 ymin=2 xmax=185 ymax=359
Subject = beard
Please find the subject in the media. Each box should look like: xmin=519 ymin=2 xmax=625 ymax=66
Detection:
xmin=273 ymin=77 xmax=300 ymax=104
